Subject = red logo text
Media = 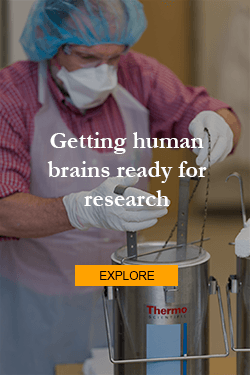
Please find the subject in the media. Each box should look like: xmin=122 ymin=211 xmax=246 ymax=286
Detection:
xmin=147 ymin=305 xmax=187 ymax=315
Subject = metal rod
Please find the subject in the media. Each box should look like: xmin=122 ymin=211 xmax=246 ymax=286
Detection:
xmin=120 ymin=238 xmax=210 ymax=264
xmin=217 ymin=285 xmax=229 ymax=356
xmin=176 ymin=175 xmax=191 ymax=260
xmin=225 ymin=172 xmax=247 ymax=228
xmin=115 ymin=288 xmax=138 ymax=358
xmin=226 ymin=282 xmax=250 ymax=352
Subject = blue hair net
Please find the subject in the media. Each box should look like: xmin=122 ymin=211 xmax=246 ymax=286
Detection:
xmin=20 ymin=0 xmax=147 ymax=61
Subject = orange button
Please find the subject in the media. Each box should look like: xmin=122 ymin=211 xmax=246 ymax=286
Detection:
xmin=75 ymin=265 xmax=178 ymax=286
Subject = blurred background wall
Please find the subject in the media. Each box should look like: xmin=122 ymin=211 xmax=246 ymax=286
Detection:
xmin=8 ymin=0 xmax=33 ymax=63
xmin=192 ymin=0 xmax=250 ymax=211
xmin=136 ymin=0 xmax=249 ymax=213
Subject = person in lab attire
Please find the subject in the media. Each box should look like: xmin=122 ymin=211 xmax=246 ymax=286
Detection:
xmin=0 ymin=0 xmax=241 ymax=374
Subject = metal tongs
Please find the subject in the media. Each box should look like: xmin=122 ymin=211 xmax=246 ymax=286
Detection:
xmin=114 ymin=175 xmax=209 ymax=264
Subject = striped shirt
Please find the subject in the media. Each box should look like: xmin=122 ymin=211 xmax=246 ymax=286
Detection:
xmin=0 ymin=50 xmax=233 ymax=200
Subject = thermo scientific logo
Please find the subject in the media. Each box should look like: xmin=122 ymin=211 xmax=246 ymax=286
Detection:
xmin=147 ymin=305 xmax=187 ymax=320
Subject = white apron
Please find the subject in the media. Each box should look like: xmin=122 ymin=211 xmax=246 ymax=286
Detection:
xmin=0 ymin=63 xmax=152 ymax=373
xmin=0 ymin=61 xmax=152 ymax=295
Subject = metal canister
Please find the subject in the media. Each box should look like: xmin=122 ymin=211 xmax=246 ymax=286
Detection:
xmin=103 ymin=176 xmax=228 ymax=375
xmin=227 ymin=258 xmax=250 ymax=375
xmin=225 ymin=172 xmax=250 ymax=374
xmin=103 ymin=242 xmax=228 ymax=375
xmin=237 ymin=257 xmax=250 ymax=374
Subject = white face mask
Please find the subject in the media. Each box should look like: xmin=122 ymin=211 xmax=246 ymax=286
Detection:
xmin=57 ymin=64 xmax=118 ymax=110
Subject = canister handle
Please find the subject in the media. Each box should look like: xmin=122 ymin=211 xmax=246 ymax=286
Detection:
xmin=226 ymin=275 xmax=250 ymax=352
xmin=102 ymin=277 xmax=229 ymax=364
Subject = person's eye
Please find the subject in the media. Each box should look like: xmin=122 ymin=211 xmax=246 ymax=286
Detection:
xmin=76 ymin=53 xmax=96 ymax=61
xmin=109 ymin=56 xmax=120 ymax=63
xmin=84 ymin=56 xmax=96 ymax=60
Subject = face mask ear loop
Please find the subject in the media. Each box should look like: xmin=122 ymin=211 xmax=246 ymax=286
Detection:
xmin=52 ymin=44 xmax=72 ymax=72
xmin=52 ymin=56 xmax=62 ymax=71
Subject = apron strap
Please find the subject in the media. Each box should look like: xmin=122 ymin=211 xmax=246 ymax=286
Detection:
xmin=38 ymin=61 xmax=49 ymax=106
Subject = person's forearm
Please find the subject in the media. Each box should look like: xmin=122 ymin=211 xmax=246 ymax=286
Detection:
xmin=0 ymin=192 xmax=74 ymax=238
xmin=215 ymin=108 xmax=241 ymax=149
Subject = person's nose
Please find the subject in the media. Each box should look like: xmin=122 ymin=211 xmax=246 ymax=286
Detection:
xmin=96 ymin=59 xmax=109 ymax=67
xmin=96 ymin=58 xmax=119 ymax=67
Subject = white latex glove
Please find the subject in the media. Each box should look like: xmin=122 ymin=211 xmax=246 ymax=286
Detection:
xmin=235 ymin=219 xmax=250 ymax=258
xmin=63 ymin=175 xmax=169 ymax=232
xmin=189 ymin=111 xmax=233 ymax=168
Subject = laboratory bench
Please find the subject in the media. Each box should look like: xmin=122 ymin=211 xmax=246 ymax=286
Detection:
xmin=55 ymin=358 xmax=236 ymax=375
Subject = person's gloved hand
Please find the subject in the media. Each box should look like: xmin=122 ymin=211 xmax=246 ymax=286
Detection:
xmin=63 ymin=175 xmax=169 ymax=232
xmin=189 ymin=111 xmax=233 ymax=168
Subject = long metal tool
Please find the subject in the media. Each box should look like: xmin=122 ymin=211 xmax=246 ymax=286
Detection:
xmin=176 ymin=175 xmax=200 ymax=261
xmin=225 ymin=172 xmax=247 ymax=228
xmin=115 ymin=130 xmax=212 ymax=264
xmin=176 ymin=175 xmax=191 ymax=260
xmin=120 ymin=237 xmax=210 ymax=264
xmin=114 ymin=179 xmax=209 ymax=264
xmin=155 ymin=127 xmax=212 ymax=263
xmin=114 ymin=185 xmax=137 ymax=258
